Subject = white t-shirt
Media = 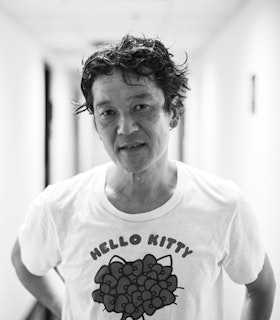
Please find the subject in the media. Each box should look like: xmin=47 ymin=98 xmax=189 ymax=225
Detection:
xmin=19 ymin=161 xmax=265 ymax=320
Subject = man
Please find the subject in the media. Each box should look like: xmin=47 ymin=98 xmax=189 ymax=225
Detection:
xmin=12 ymin=34 xmax=275 ymax=320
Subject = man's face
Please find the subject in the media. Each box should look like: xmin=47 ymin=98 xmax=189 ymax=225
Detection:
xmin=92 ymin=70 xmax=173 ymax=173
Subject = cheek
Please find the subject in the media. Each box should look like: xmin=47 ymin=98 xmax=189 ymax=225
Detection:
xmin=150 ymin=119 xmax=170 ymax=146
xmin=94 ymin=118 xmax=107 ymax=140
xmin=97 ymin=128 xmax=108 ymax=143
xmin=94 ymin=123 xmax=102 ymax=141
xmin=96 ymin=125 xmax=115 ymax=149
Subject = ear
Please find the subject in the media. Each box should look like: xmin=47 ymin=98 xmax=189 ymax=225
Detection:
xmin=169 ymin=118 xmax=179 ymax=129
xmin=169 ymin=109 xmax=179 ymax=129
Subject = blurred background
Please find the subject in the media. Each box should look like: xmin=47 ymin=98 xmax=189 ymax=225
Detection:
xmin=0 ymin=0 xmax=279 ymax=319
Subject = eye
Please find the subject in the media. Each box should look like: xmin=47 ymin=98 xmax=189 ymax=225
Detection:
xmin=99 ymin=110 xmax=115 ymax=119
xmin=134 ymin=104 xmax=150 ymax=112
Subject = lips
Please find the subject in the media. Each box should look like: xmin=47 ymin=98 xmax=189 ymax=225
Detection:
xmin=119 ymin=142 xmax=146 ymax=151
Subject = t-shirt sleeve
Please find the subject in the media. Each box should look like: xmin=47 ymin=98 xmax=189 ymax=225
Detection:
xmin=18 ymin=186 xmax=62 ymax=276
xmin=222 ymin=190 xmax=266 ymax=284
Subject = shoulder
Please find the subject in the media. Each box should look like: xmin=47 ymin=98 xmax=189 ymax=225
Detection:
xmin=35 ymin=162 xmax=110 ymax=208
xmin=176 ymin=161 xmax=242 ymax=207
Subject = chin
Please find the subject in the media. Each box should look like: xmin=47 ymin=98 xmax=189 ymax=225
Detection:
xmin=119 ymin=160 xmax=152 ymax=174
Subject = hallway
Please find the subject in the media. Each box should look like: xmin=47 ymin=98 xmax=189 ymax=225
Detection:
xmin=1 ymin=0 xmax=279 ymax=319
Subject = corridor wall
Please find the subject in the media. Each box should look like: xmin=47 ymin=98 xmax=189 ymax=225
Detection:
xmin=0 ymin=7 xmax=78 ymax=319
xmin=0 ymin=8 xmax=45 ymax=319
xmin=186 ymin=0 xmax=280 ymax=318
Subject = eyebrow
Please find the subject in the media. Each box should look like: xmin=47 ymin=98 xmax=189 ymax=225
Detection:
xmin=95 ymin=93 xmax=154 ymax=109
xmin=95 ymin=100 xmax=111 ymax=109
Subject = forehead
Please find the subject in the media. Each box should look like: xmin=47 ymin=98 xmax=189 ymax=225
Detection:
xmin=91 ymin=71 xmax=164 ymax=105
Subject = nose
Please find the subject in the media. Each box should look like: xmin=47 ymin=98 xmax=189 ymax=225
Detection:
xmin=117 ymin=114 xmax=139 ymax=135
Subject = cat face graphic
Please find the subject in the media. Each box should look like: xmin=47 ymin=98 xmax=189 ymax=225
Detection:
xmin=92 ymin=254 xmax=180 ymax=319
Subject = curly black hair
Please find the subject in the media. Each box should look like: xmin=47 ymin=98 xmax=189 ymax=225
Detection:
xmin=75 ymin=34 xmax=190 ymax=118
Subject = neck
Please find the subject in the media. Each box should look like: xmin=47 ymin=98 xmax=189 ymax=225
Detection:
xmin=109 ymin=159 xmax=172 ymax=194
xmin=105 ymin=159 xmax=177 ymax=213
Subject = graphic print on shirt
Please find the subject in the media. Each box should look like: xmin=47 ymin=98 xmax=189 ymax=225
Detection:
xmin=92 ymin=254 xmax=181 ymax=320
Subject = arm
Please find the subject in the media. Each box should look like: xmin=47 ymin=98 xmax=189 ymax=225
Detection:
xmin=241 ymin=254 xmax=276 ymax=320
xmin=11 ymin=238 xmax=64 ymax=319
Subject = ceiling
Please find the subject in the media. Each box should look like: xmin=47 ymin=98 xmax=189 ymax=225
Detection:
xmin=0 ymin=0 xmax=250 ymax=68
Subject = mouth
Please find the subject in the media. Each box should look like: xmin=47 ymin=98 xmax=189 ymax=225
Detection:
xmin=119 ymin=142 xmax=146 ymax=151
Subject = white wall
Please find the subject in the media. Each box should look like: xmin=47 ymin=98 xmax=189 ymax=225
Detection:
xmin=186 ymin=0 xmax=280 ymax=318
xmin=0 ymin=9 xmax=45 ymax=319
xmin=0 ymin=8 xmax=79 ymax=319
xmin=49 ymin=65 xmax=77 ymax=183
